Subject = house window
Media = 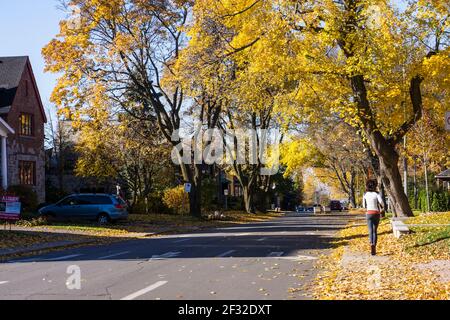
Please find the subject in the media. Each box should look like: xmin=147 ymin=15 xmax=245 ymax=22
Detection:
xmin=19 ymin=114 xmax=33 ymax=136
xmin=19 ymin=161 xmax=36 ymax=186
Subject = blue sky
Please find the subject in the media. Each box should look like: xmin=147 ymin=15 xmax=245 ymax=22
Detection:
xmin=0 ymin=0 xmax=65 ymax=118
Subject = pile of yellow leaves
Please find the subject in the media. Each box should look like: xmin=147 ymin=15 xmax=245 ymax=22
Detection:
xmin=313 ymin=216 xmax=449 ymax=300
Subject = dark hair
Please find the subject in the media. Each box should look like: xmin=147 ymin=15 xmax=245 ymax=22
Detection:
xmin=366 ymin=180 xmax=378 ymax=192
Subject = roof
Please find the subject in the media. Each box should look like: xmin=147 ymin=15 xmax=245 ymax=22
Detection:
xmin=0 ymin=56 xmax=28 ymax=109
xmin=436 ymin=169 xmax=450 ymax=180
xmin=0 ymin=56 xmax=47 ymax=123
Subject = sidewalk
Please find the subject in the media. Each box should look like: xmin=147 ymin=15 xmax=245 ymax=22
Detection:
xmin=313 ymin=215 xmax=449 ymax=300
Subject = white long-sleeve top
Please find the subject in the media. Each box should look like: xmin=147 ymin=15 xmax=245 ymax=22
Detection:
xmin=363 ymin=192 xmax=383 ymax=212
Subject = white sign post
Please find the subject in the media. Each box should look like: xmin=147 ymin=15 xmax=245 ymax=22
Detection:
xmin=446 ymin=111 xmax=450 ymax=131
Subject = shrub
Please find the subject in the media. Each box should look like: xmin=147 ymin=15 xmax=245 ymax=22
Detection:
xmin=162 ymin=186 xmax=189 ymax=215
xmin=6 ymin=185 xmax=39 ymax=213
xmin=431 ymin=192 xmax=440 ymax=212
xmin=130 ymin=192 xmax=172 ymax=215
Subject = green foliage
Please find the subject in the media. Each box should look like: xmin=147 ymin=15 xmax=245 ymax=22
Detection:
xmin=414 ymin=188 xmax=450 ymax=213
xmin=7 ymin=185 xmax=39 ymax=213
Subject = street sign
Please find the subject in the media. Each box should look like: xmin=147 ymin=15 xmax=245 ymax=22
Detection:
xmin=446 ymin=111 xmax=450 ymax=131
xmin=224 ymin=189 xmax=229 ymax=196
xmin=184 ymin=183 xmax=192 ymax=193
xmin=0 ymin=196 xmax=21 ymax=221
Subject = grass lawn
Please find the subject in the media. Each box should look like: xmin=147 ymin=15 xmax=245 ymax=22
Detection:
xmin=312 ymin=212 xmax=449 ymax=300
xmin=0 ymin=230 xmax=69 ymax=250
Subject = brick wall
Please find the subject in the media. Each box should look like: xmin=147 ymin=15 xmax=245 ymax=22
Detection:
xmin=5 ymin=62 xmax=46 ymax=203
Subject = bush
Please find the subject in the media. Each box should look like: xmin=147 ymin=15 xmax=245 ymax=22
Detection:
xmin=6 ymin=185 xmax=39 ymax=213
xmin=130 ymin=192 xmax=172 ymax=215
xmin=415 ymin=188 xmax=450 ymax=213
xmin=162 ymin=186 xmax=189 ymax=215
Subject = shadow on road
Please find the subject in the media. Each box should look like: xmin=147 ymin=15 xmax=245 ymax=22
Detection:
xmin=2 ymin=214 xmax=364 ymax=263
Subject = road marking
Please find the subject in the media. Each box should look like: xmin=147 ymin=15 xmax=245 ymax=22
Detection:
xmin=278 ymin=255 xmax=318 ymax=261
xmin=151 ymin=252 xmax=181 ymax=260
xmin=173 ymin=239 xmax=191 ymax=244
xmin=121 ymin=281 xmax=168 ymax=301
xmin=98 ymin=251 xmax=130 ymax=260
xmin=0 ymin=281 xmax=9 ymax=285
xmin=267 ymin=252 xmax=284 ymax=257
xmin=9 ymin=258 xmax=38 ymax=263
xmin=216 ymin=250 xmax=236 ymax=258
xmin=257 ymin=237 xmax=268 ymax=242
xmin=42 ymin=254 xmax=83 ymax=261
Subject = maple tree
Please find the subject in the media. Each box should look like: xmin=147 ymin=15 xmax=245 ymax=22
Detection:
xmin=201 ymin=0 xmax=449 ymax=217
xmin=74 ymin=115 xmax=174 ymax=213
xmin=42 ymin=0 xmax=214 ymax=216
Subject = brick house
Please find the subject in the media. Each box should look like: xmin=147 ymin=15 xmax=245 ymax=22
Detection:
xmin=0 ymin=56 xmax=47 ymax=203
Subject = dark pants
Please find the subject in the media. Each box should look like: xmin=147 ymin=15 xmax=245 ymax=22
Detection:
xmin=367 ymin=214 xmax=381 ymax=246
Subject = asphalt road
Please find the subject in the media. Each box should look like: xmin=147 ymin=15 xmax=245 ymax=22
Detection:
xmin=0 ymin=213 xmax=354 ymax=300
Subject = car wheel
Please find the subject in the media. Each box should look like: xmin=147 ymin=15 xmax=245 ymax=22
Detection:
xmin=97 ymin=213 xmax=110 ymax=225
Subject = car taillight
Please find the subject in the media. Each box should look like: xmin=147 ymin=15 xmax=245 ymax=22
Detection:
xmin=115 ymin=204 xmax=125 ymax=209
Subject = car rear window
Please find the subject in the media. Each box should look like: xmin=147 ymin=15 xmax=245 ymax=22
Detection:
xmin=113 ymin=196 xmax=126 ymax=205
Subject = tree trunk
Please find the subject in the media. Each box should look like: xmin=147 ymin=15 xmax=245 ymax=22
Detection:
xmin=350 ymin=74 xmax=419 ymax=218
xmin=243 ymin=186 xmax=255 ymax=214
xmin=349 ymin=189 xmax=357 ymax=208
xmin=188 ymin=184 xmax=202 ymax=218
xmin=178 ymin=160 xmax=203 ymax=218
xmin=376 ymin=143 xmax=413 ymax=217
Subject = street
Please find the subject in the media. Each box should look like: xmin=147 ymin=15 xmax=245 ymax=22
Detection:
xmin=0 ymin=214 xmax=354 ymax=300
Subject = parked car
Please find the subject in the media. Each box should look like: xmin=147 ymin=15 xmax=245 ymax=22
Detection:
xmin=330 ymin=200 xmax=344 ymax=212
xmin=38 ymin=194 xmax=129 ymax=224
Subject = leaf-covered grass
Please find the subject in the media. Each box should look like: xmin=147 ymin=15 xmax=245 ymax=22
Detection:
xmin=312 ymin=214 xmax=449 ymax=300
xmin=0 ymin=230 xmax=84 ymax=250
xmin=406 ymin=211 xmax=450 ymax=226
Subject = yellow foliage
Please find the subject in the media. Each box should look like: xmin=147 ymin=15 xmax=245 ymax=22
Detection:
xmin=163 ymin=186 xmax=190 ymax=215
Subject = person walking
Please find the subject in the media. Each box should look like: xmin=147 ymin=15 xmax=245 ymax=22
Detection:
xmin=363 ymin=180 xmax=385 ymax=256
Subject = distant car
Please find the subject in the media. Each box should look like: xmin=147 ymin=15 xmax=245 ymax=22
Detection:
xmin=38 ymin=194 xmax=129 ymax=224
xmin=330 ymin=201 xmax=343 ymax=212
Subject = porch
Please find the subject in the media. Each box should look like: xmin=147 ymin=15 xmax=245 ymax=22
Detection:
xmin=0 ymin=117 xmax=15 ymax=190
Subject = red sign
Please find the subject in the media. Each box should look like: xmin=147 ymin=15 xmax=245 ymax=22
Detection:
xmin=0 ymin=196 xmax=21 ymax=221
